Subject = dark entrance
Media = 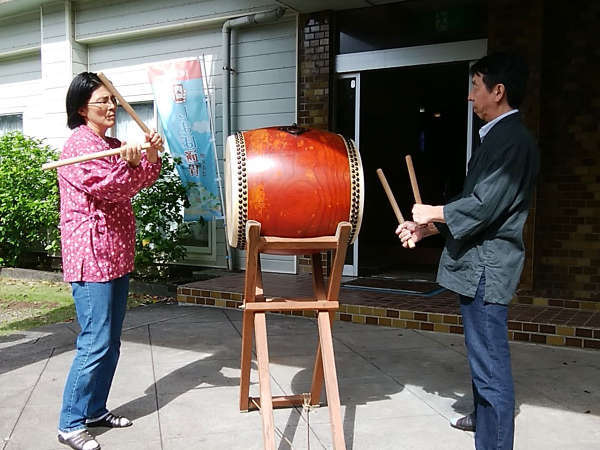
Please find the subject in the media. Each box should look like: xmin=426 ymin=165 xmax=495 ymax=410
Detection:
xmin=346 ymin=62 xmax=471 ymax=278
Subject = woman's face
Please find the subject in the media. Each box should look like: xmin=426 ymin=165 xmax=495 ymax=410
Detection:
xmin=78 ymin=84 xmax=116 ymax=136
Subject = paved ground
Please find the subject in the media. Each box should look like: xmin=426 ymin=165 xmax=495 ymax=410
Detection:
xmin=1 ymin=302 xmax=599 ymax=450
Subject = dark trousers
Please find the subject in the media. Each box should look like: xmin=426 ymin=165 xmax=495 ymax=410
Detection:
xmin=460 ymin=271 xmax=515 ymax=450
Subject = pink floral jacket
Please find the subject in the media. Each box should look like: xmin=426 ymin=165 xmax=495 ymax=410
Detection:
xmin=57 ymin=125 xmax=161 ymax=282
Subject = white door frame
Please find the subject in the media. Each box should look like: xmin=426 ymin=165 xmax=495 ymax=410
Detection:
xmin=336 ymin=39 xmax=487 ymax=73
xmin=336 ymin=39 xmax=487 ymax=277
xmin=338 ymin=73 xmax=361 ymax=277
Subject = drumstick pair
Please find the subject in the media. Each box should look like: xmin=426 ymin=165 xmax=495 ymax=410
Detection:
xmin=377 ymin=155 xmax=422 ymax=248
xmin=42 ymin=72 xmax=159 ymax=171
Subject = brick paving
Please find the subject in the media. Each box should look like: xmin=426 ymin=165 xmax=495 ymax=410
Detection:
xmin=178 ymin=272 xmax=600 ymax=351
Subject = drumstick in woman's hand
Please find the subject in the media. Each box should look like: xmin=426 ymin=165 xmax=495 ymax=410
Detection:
xmin=42 ymin=143 xmax=152 ymax=170
xmin=376 ymin=168 xmax=416 ymax=248
xmin=97 ymin=72 xmax=163 ymax=151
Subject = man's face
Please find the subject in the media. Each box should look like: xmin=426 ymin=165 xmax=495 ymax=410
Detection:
xmin=467 ymin=73 xmax=497 ymax=122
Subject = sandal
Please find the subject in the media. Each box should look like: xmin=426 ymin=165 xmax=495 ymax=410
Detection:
xmin=87 ymin=412 xmax=133 ymax=428
xmin=450 ymin=413 xmax=476 ymax=432
xmin=58 ymin=429 xmax=101 ymax=450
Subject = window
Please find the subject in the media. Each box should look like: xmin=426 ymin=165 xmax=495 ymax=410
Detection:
xmin=111 ymin=103 xmax=154 ymax=142
xmin=0 ymin=114 xmax=23 ymax=135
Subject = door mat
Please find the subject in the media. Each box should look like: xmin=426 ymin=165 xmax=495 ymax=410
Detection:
xmin=341 ymin=278 xmax=446 ymax=297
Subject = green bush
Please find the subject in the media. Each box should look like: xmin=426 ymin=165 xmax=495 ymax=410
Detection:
xmin=0 ymin=132 xmax=192 ymax=277
xmin=132 ymin=154 xmax=192 ymax=280
xmin=0 ymin=132 xmax=60 ymax=267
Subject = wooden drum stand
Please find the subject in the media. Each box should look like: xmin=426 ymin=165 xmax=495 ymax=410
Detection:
xmin=239 ymin=220 xmax=350 ymax=450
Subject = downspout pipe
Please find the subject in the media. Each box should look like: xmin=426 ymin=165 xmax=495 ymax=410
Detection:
xmin=222 ymin=7 xmax=285 ymax=147
xmin=221 ymin=7 xmax=285 ymax=270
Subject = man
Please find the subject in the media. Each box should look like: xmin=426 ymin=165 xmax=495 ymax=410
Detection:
xmin=397 ymin=52 xmax=539 ymax=450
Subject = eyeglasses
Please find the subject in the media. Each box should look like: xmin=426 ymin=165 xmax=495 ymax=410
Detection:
xmin=88 ymin=96 xmax=118 ymax=107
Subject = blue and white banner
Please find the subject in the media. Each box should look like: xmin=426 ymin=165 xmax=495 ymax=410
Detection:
xmin=148 ymin=58 xmax=221 ymax=221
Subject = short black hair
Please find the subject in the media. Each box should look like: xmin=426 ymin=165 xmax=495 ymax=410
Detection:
xmin=65 ymin=72 xmax=103 ymax=129
xmin=470 ymin=52 xmax=529 ymax=108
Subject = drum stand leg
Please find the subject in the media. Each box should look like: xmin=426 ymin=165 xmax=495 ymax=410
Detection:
xmin=238 ymin=221 xmax=350 ymax=450
xmin=239 ymin=222 xmax=261 ymax=413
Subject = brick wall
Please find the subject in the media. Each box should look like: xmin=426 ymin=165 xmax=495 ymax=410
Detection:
xmin=487 ymin=0 xmax=543 ymax=292
xmin=297 ymin=12 xmax=334 ymax=130
xmin=489 ymin=0 xmax=599 ymax=302
xmin=298 ymin=252 xmax=330 ymax=277
xmin=298 ymin=12 xmax=335 ymax=275
xmin=534 ymin=1 xmax=600 ymax=301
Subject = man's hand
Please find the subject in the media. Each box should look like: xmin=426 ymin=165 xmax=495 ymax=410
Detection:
xmin=396 ymin=220 xmax=440 ymax=248
xmin=412 ymin=204 xmax=445 ymax=225
xmin=396 ymin=221 xmax=425 ymax=248
xmin=145 ymin=130 xmax=163 ymax=163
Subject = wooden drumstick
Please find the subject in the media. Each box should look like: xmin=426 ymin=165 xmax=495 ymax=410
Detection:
xmin=97 ymin=72 xmax=152 ymax=134
xmin=42 ymin=142 xmax=152 ymax=170
xmin=376 ymin=168 xmax=415 ymax=248
xmin=98 ymin=73 xmax=164 ymax=152
xmin=405 ymin=154 xmax=422 ymax=204
xmin=43 ymin=73 xmax=161 ymax=170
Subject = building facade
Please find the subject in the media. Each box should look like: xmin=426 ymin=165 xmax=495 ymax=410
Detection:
xmin=0 ymin=0 xmax=298 ymax=271
xmin=1 ymin=0 xmax=598 ymax=306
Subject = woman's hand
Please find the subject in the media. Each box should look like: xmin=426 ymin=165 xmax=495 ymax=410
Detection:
xmin=145 ymin=130 xmax=163 ymax=163
xmin=395 ymin=221 xmax=426 ymax=248
xmin=120 ymin=142 xmax=142 ymax=167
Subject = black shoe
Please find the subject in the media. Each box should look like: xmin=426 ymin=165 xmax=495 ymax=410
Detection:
xmin=87 ymin=412 xmax=133 ymax=428
xmin=58 ymin=429 xmax=101 ymax=450
xmin=450 ymin=413 xmax=476 ymax=432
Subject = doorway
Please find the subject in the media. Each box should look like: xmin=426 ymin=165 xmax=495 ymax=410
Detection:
xmin=334 ymin=39 xmax=487 ymax=279
xmin=357 ymin=61 xmax=469 ymax=278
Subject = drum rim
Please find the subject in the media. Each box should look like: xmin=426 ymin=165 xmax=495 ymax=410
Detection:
xmin=225 ymin=133 xmax=245 ymax=249
xmin=340 ymin=134 xmax=364 ymax=245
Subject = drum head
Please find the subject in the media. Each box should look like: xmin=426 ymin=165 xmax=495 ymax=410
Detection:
xmin=225 ymin=134 xmax=242 ymax=248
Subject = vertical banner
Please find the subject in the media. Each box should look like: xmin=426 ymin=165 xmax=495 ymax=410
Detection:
xmin=148 ymin=59 xmax=221 ymax=221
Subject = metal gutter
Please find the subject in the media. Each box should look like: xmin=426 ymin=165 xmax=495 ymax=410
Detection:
xmin=76 ymin=9 xmax=288 ymax=45
xmin=220 ymin=7 xmax=286 ymax=270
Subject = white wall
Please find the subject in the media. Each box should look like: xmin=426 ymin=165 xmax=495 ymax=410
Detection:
xmin=39 ymin=1 xmax=76 ymax=149
xmin=0 ymin=11 xmax=40 ymax=54
xmin=0 ymin=0 xmax=298 ymax=270
xmin=0 ymin=10 xmax=43 ymax=137
xmin=83 ymin=8 xmax=296 ymax=270
xmin=74 ymin=0 xmax=277 ymax=41
xmin=0 ymin=55 xmax=42 ymax=123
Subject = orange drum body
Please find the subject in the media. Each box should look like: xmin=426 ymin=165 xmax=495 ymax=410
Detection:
xmin=225 ymin=126 xmax=364 ymax=253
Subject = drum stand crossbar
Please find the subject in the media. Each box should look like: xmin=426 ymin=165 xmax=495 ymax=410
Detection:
xmin=239 ymin=220 xmax=350 ymax=450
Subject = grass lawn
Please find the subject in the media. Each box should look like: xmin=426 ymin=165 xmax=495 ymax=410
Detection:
xmin=0 ymin=278 xmax=160 ymax=336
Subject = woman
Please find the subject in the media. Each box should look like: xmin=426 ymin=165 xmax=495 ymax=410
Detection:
xmin=57 ymin=72 xmax=162 ymax=450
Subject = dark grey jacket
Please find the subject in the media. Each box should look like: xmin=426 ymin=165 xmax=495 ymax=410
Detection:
xmin=436 ymin=112 xmax=539 ymax=304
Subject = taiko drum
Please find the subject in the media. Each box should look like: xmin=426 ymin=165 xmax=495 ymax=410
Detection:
xmin=225 ymin=125 xmax=364 ymax=253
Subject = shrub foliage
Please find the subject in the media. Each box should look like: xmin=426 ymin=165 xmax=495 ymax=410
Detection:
xmin=0 ymin=132 xmax=191 ymax=278
xmin=132 ymin=154 xmax=191 ymax=280
xmin=0 ymin=132 xmax=60 ymax=267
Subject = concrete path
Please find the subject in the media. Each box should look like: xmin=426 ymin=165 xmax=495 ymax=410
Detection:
xmin=1 ymin=303 xmax=599 ymax=449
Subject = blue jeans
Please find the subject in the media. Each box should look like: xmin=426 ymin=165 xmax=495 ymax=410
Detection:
xmin=460 ymin=271 xmax=514 ymax=450
xmin=58 ymin=274 xmax=129 ymax=432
